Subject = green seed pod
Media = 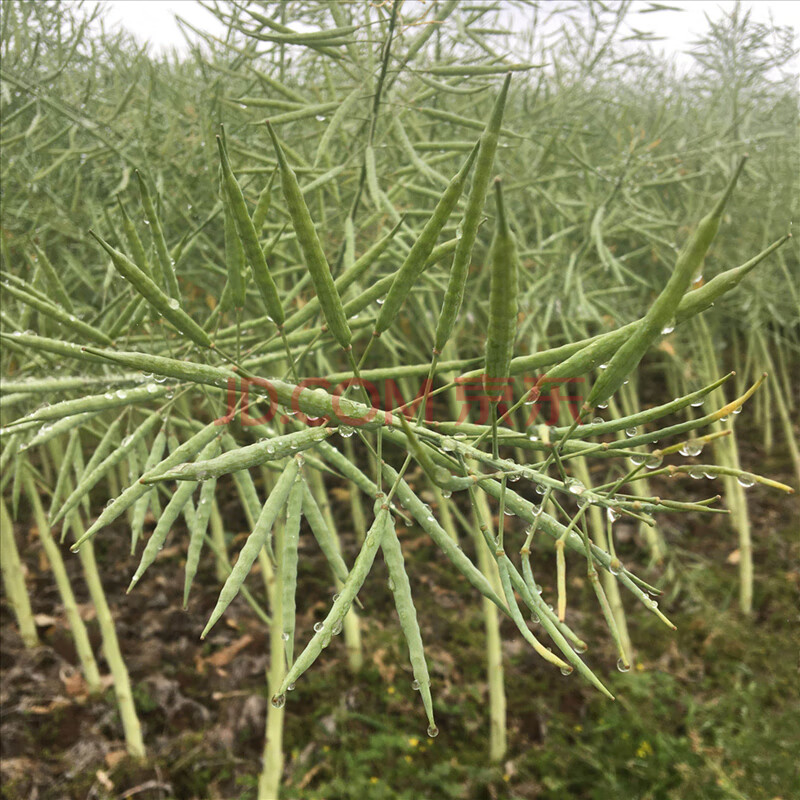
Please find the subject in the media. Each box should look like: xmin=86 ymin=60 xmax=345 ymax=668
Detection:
xmin=381 ymin=514 xmax=436 ymax=731
xmin=136 ymin=171 xmax=180 ymax=298
xmin=301 ymin=481 xmax=351 ymax=585
xmin=30 ymin=243 xmax=73 ymax=312
xmin=267 ymin=122 xmax=351 ymax=348
xmin=280 ymin=471 xmax=305 ymax=664
xmin=275 ymin=506 xmax=389 ymax=697
xmin=130 ymin=427 xmax=167 ymax=553
xmin=183 ymin=453 xmax=219 ymax=607
xmin=314 ymin=86 xmax=363 ymax=168
xmin=216 ymin=133 xmax=285 ymax=326
xmin=129 ymin=436 xmax=220 ymax=592
xmin=375 ymin=141 xmax=480 ymax=336
xmin=1 ymin=282 xmax=113 ymax=346
xmin=202 ymin=458 xmax=300 ymax=638
xmin=115 ymin=197 xmax=151 ymax=276
xmin=146 ymin=427 xmax=334 ymax=482
xmin=71 ymin=422 xmax=221 ymax=550
xmin=434 ymin=74 xmax=511 ymax=354
xmin=381 ymin=463 xmax=506 ymax=612
xmin=484 ymin=178 xmax=519 ymax=402
xmin=223 ymin=200 xmax=247 ymax=310
xmin=586 ymin=157 xmax=747 ymax=408
xmin=51 ymin=411 xmax=163 ymax=526
xmin=89 ymin=231 xmax=212 ymax=348
xmin=251 ymin=169 xmax=276 ymax=232
xmin=283 ymin=217 xmax=404 ymax=336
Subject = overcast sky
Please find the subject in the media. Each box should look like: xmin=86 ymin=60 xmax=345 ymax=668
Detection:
xmin=88 ymin=0 xmax=798 ymax=70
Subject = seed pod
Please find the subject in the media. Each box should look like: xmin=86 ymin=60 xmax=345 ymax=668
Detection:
xmin=280 ymin=471 xmax=305 ymax=664
xmin=129 ymin=436 xmax=220 ymax=592
xmin=15 ymin=382 xmax=172 ymax=426
xmin=71 ymin=422 xmax=221 ymax=550
xmin=427 ymin=63 xmax=541 ymax=76
xmin=223 ymin=200 xmax=247 ymax=310
xmin=115 ymin=197 xmax=151 ymax=276
xmin=52 ymin=411 xmax=163 ymax=526
xmin=251 ymin=169 xmax=276 ymax=232
xmin=434 ymin=73 xmax=511 ymax=354
xmin=381 ymin=462 xmax=506 ymax=611
xmin=267 ymin=122 xmax=351 ymax=348
xmin=375 ymin=141 xmax=480 ymax=336
xmin=216 ymin=132 xmax=285 ymax=325
xmin=2 ymin=281 xmax=113 ymax=346
xmin=147 ymin=427 xmax=334 ymax=482
xmin=275 ymin=506 xmax=389 ymax=696
xmin=49 ymin=428 xmax=80 ymax=518
xmin=586 ymin=157 xmax=747 ymax=408
xmin=284 ymin=217 xmax=404 ymax=335
xmin=130 ymin=427 xmax=167 ymax=553
xmin=136 ymin=171 xmax=180 ymax=298
xmin=89 ymin=231 xmax=212 ymax=348
xmin=202 ymin=458 xmax=300 ymax=637
xmin=183 ymin=456 xmax=219 ymax=607
xmin=381 ymin=514 xmax=436 ymax=732
xmin=314 ymin=85 xmax=363 ymax=168
xmin=18 ymin=411 xmax=98 ymax=452
xmin=484 ymin=178 xmax=519 ymax=402
xmin=30 ymin=243 xmax=73 ymax=312
xmin=301 ymin=482 xmax=351 ymax=585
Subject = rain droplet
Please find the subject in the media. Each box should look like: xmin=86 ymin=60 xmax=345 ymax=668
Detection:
xmin=625 ymin=427 xmax=637 ymax=438
xmin=339 ymin=426 xmax=354 ymax=438
xmin=645 ymin=454 xmax=662 ymax=469
xmin=567 ymin=479 xmax=585 ymax=495
xmin=689 ymin=467 xmax=705 ymax=479
xmin=411 ymin=679 xmax=420 ymax=691
xmin=281 ymin=632 xmax=290 ymax=641
xmin=271 ymin=694 xmax=286 ymax=708
xmin=737 ymin=474 xmax=755 ymax=488
xmin=609 ymin=559 xmax=621 ymax=576
xmin=313 ymin=622 xmax=324 ymax=633
xmin=661 ymin=323 xmax=675 ymax=335
xmin=427 ymin=725 xmax=439 ymax=738
xmin=616 ymin=658 xmax=631 ymax=673
xmin=629 ymin=453 xmax=646 ymax=466
xmin=560 ymin=666 xmax=573 ymax=676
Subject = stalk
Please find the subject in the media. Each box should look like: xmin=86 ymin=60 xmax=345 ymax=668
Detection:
xmin=0 ymin=496 xmax=39 ymax=648
xmin=21 ymin=469 xmax=102 ymax=694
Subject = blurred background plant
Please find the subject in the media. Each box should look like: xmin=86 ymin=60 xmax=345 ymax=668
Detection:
xmin=1 ymin=1 xmax=797 ymax=798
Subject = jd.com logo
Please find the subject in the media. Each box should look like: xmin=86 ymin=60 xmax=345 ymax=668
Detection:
xmin=215 ymin=376 xmax=586 ymax=427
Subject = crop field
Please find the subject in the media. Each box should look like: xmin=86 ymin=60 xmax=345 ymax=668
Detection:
xmin=0 ymin=1 xmax=798 ymax=799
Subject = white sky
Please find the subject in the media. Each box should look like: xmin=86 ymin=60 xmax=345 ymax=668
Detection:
xmin=88 ymin=0 xmax=799 ymax=69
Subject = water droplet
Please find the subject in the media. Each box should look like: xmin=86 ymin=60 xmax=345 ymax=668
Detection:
xmin=599 ymin=363 xmax=608 ymax=370
xmin=287 ymin=683 xmax=296 ymax=692
xmin=442 ymin=489 xmax=452 ymax=498
xmin=567 ymin=479 xmax=585 ymax=495
xmin=427 ymin=725 xmax=439 ymax=738
xmin=629 ymin=453 xmax=646 ymax=466
xmin=339 ymin=426 xmax=354 ymax=438
xmin=281 ymin=632 xmax=290 ymax=641
xmin=573 ymin=642 xmax=588 ymax=654
xmin=560 ymin=666 xmax=573 ymax=676
xmin=168 ymin=298 xmax=180 ymax=310
xmin=531 ymin=504 xmax=543 ymax=517
xmin=645 ymin=454 xmax=662 ymax=469
xmin=535 ymin=484 xmax=546 ymax=495
xmin=315 ymin=114 xmax=327 ymax=122
xmin=592 ymin=416 xmax=604 ymax=425
xmin=387 ymin=577 xmax=396 ymax=592
xmin=116 ymin=389 xmax=127 ymax=399
xmin=606 ymin=508 xmax=620 ymax=523
xmin=596 ymin=402 xmax=608 ymax=410
xmin=271 ymin=694 xmax=286 ymax=708
xmin=661 ymin=323 xmax=675 ymax=335
xmin=616 ymin=658 xmax=631 ymax=673
xmin=146 ymin=382 xmax=159 ymax=393
xmin=332 ymin=621 xmax=343 ymax=635
xmin=313 ymin=622 xmax=324 ymax=633
xmin=411 ymin=679 xmax=420 ymax=691
xmin=732 ymin=406 xmax=742 ymax=416
xmin=609 ymin=559 xmax=621 ymax=576
xmin=737 ymin=474 xmax=755 ymax=488
xmin=690 ymin=398 xmax=704 ymax=408
xmin=376 ymin=296 xmax=385 ymax=305
xmin=689 ymin=467 xmax=705 ymax=479
xmin=625 ymin=427 xmax=637 ymax=438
